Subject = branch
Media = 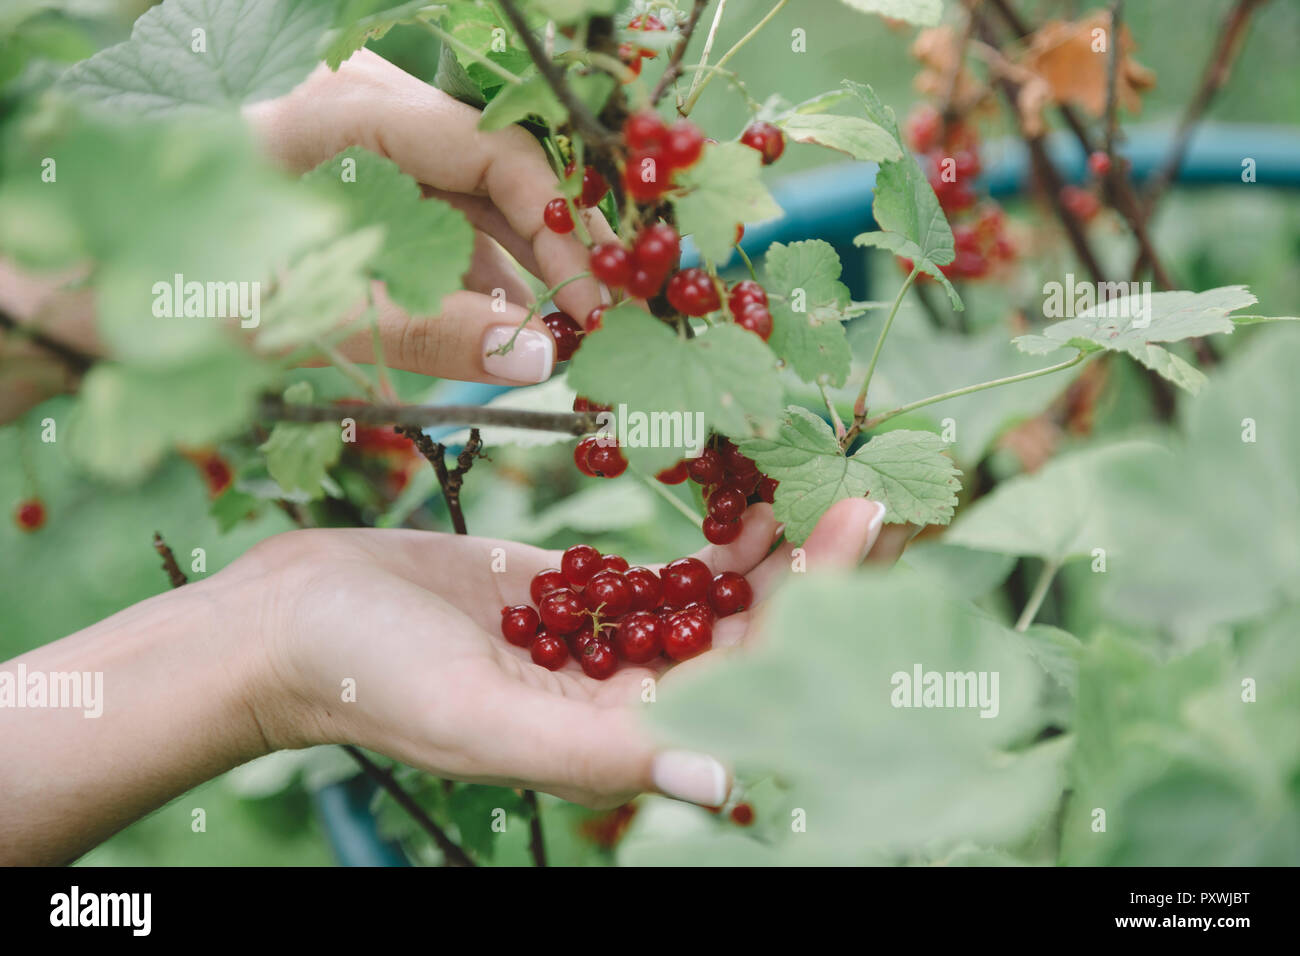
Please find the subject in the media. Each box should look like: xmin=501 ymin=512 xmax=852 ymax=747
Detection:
xmin=151 ymin=532 xmax=188 ymax=588
xmin=650 ymin=0 xmax=711 ymax=106
xmin=523 ymin=789 xmax=548 ymax=867
xmin=496 ymin=0 xmax=613 ymax=148
xmin=396 ymin=425 xmax=482 ymax=536
xmin=682 ymin=0 xmax=788 ymax=115
xmin=0 ymin=309 xmax=94 ymax=375
xmin=261 ymin=398 xmax=599 ymax=436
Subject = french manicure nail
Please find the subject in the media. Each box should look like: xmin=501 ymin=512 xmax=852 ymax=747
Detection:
xmin=482 ymin=326 xmax=553 ymax=383
xmin=651 ymin=750 xmax=729 ymax=807
xmin=859 ymin=500 xmax=887 ymax=562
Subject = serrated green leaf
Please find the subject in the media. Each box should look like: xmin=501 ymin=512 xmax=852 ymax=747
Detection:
xmin=478 ymin=71 xmax=565 ymax=130
xmin=303 ymin=147 xmax=472 ymax=315
xmin=673 ymin=142 xmax=783 ymax=263
xmin=256 ymin=228 xmax=383 ymax=350
xmin=738 ymin=407 xmax=961 ymax=542
xmin=447 ymin=784 xmax=527 ymax=861
xmin=763 ymin=240 xmax=853 ymax=387
xmin=776 ymin=112 xmax=902 ymax=163
xmin=57 ymin=0 xmax=335 ymax=115
xmin=1012 ymin=286 xmax=1261 ymax=394
xmin=567 ymin=306 xmax=783 ymax=474
xmin=259 ymin=383 xmax=344 ymax=498
xmin=837 ymin=0 xmax=944 ymax=27
xmin=854 ymin=231 xmax=962 ymax=310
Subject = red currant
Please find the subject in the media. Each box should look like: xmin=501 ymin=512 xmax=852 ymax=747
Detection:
xmin=666 ymin=268 xmax=721 ymax=316
xmin=540 ymin=589 xmax=586 ymax=635
xmin=663 ymin=120 xmax=705 ymax=169
xmin=905 ymin=103 xmax=942 ymax=154
xmin=574 ymin=436 xmax=600 ymax=477
xmin=530 ymin=568 xmax=568 ymax=605
xmin=543 ymin=198 xmax=575 ymax=234
xmin=625 ymin=110 xmax=668 ymax=150
xmin=582 ymin=569 xmax=632 ymax=617
xmin=687 ymin=447 xmax=724 ymax=485
xmin=739 ymin=122 xmax=785 ymax=165
xmin=702 ymin=515 xmax=742 ymax=545
xmin=561 ymin=544 xmax=603 ymax=588
xmin=661 ymin=557 xmax=711 ymax=608
xmin=590 ymin=243 xmax=632 ymax=288
xmin=953 ymin=149 xmax=981 ymax=180
xmin=728 ymin=280 xmax=767 ymax=313
xmin=602 ymin=554 xmax=629 ymax=573
xmin=614 ymin=610 xmax=664 ymax=664
xmin=725 ymin=469 xmax=761 ymax=496
xmin=682 ymin=601 xmax=715 ymax=624
xmin=730 ymin=802 xmax=755 ymax=826
xmin=633 ymin=223 xmax=681 ymax=277
xmin=580 ymin=166 xmax=609 ymax=207
xmin=722 ymin=444 xmax=757 ymax=476
xmin=1088 ymin=150 xmax=1112 ymax=178
xmin=579 ymin=640 xmax=618 ymax=680
xmin=570 ymin=619 xmax=616 ymax=657
xmin=625 ymin=148 xmax=668 ymax=203
xmin=736 ymin=303 xmax=772 ymax=341
xmin=624 ymin=567 xmax=663 ymax=612
xmin=14 ymin=498 xmax=46 ymax=532
xmin=1061 ymin=184 xmax=1101 ymax=222
xmin=707 ymin=487 xmax=747 ymax=523
xmin=708 ymin=571 xmax=752 ymax=617
xmin=531 ymin=632 xmax=570 ymax=670
xmin=662 ymin=610 xmax=712 ymax=661
xmin=586 ymin=442 xmax=628 ymax=478
xmin=501 ymin=605 xmax=541 ymax=647
xmin=656 ymin=460 xmax=689 ymax=485
xmin=585 ymin=306 xmax=607 ymax=332
xmin=757 ymin=475 xmax=778 ymax=504
xmin=627 ymin=267 xmax=664 ymax=300
xmin=544 ymin=311 xmax=583 ymax=361
xmin=618 ymin=47 xmax=644 ymax=78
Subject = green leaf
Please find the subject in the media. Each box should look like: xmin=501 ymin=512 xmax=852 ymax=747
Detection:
xmin=57 ymin=0 xmax=336 ymax=115
xmin=256 ymin=228 xmax=383 ymax=351
xmin=566 ymin=305 xmax=784 ymax=474
xmin=446 ymin=784 xmax=527 ymax=861
xmin=903 ymin=541 xmax=1015 ymax=601
xmin=837 ymin=0 xmax=944 ymax=27
xmin=738 ymin=406 xmax=961 ymax=542
xmin=259 ymin=382 xmax=344 ymax=498
xmin=649 ymin=569 xmax=1068 ymax=861
xmin=672 ymin=142 xmax=783 ymax=263
xmin=477 ymin=71 xmax=565 ymax=130
xmin=323 ymin=0 xmax=430 ymax=70
xmin=1012 ymin=286 xmax=1262 ymax=394
xmin=776 ymin=112 xmax=902 ymax=163
xmin=763 ymin=240 xmax=853 ymax=387
xmin=523 ymin=481 xmax=657 ymax=538
xmin=303 ymin=147 xmax=472 ymax=315
xmin=68 ymin=346 xmax=275 ymax=482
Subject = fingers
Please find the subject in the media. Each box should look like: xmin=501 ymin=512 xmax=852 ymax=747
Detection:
xmin=682 ymin=502 xmax=783 ymax=575
xmin=464 ymin=231 xmax=536 ymax=307
xmin=337 ymin=283 xmax=555 ymax=385
xmin=747 ymin=498 xmax=887 ymax=601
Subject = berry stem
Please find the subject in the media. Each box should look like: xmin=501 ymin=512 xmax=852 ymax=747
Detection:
xmin=422 ymin=20 xmax=523 ymax=87
xmin=313 ymin=335 xmax=381 ymax=399
xmin=684 ymin=0 xmax=729 ymax=109
xmin=734 ymin=242 xmax=757 ymax=281
xmin=1015 ymin=558 xmax=1061 ymax=632
xmin=489 ymin=271 xmax=593 ymax=356
xmin=522 ymin=788 xmax=548 ymax=867
xmin=650 ymin=0 xmax=711 ymax=107
xmin=846 ymin=264 xmax=919 ymax=447
xmin=642 ymin=473 xmax=704 ymax=529
xmin=682 ymin=0 xmax=787 ymax=115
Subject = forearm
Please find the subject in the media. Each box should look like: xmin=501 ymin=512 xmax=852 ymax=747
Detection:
xmin=0 ymin=581 xmax=272 ymax=865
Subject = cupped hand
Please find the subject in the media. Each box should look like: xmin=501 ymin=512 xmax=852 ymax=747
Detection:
xmin=244 ymin=49 xmax=616 ymax=386
xmin=220 ymin=498 xmax=887 ymax=809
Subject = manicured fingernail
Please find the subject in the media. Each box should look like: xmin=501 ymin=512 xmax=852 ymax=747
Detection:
xmin=860 ymin=500 xmax=886 ymax=561
xmin=598 ymin=283 xmax=613 ymax=305
xmin=652 ymin=750 xmax=729 ymax=807
xmin=482 ymin=326 xmax=553 ymax=383
xmin=773 ymin=523 xmax=786 ymax=540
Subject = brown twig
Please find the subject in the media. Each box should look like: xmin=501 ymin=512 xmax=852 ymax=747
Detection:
xmin=0 ymin=309 xmax=94 ymax=375
xmin=342 ymin=745 xmax=477 ymax=867
xmin=496 ymin=0 xmax=614 ymax=149
xmin=262 ymin=398 xmax=599 ymax=436
xmin=395 ymin=425 xmax=482 ymax=536
xmin=650 ymin=0 xmax=711 ymax=106
xmin=523 ymin=788 xmax=548 ymax=867
xmin=151 ymin=532 xmax=188 ymax=588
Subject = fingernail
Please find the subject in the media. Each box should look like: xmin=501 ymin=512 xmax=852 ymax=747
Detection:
xmin=598 ymin=283 xmax=613 ymax=305
xmin=773 ymin=523 xmax=786 ymax=540
xmin=482 ymin=326 xmax=553 ymax=383
xmin=651 ymin=750 xmax=729 ymax=807
xmin=859 ymin=500 xmax=887 ymax=562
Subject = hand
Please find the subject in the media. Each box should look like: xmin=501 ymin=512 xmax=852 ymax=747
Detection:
xmin=226 ymin=498 xmax=887 ymax=809
xmin=244 ymin=48 xmax=616 ymax=385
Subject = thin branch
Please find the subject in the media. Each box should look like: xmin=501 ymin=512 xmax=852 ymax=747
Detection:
xmin=396 ymin=425 xmax=482 ymax=536
xmin=496 ymin=0 xmax=613 ymax=148
xmin=1103 ymin=0 xmax=1123 ymax=158
xmin=262 ymin=398 xmax=598 ymax=436
xmin=651 ymin=0 xmax=710 ymax=106
xmin=1015 ymin=558 xmax=1061 ymax=631
xmin=151 ymin=532 xmax=188 ymax=588
xmin=843 ymin=266 xmax=919 ymax=448
xmin=682 ymin=0 xmax=788 ymax=115
xmin=523 ymin=789 xmax=548 ymax=867
xmin=685 ymin=0 xmax=728 ymax=108
xmin=342 ymin=746 xmax=477 ymax=867
xmin=0 ymin=309 xmax=94 ymax=375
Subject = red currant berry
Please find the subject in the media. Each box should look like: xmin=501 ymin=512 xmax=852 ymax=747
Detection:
xmin=722 ymin=444 xmax=757 ymax=476
xmin=739 ymin=121 xmax=785 ymax=165
xmin=736 ymin=303 xmax=772 ymax=341
xmin=682 ymin=601 xmax=715 ymax=624
xmin=618 ymin=48 xmax=644 ymax=78
xmin=625 ymin=148 xmax=668 ymax=203
xmin=602 ymin=554 xmax=630 ymax=573
xmin=579 ymin=166 xmax=609 ymax=207
xmin=625 ymin=110 xmax=668 ymax=150
xmin=561 ymin=544 xmax=603 ymax=588
xmin=585 ymin=306 xmax=607 ymax=332
xmin=662 ymin=610 xmax=712 ymax=661
xmin=655 ymin=460 xmax=690 ymax=484
xmin=953 ymin=149 xmax=981 ymax=180
xmin=589 ymin=243 xmax=632 ymax=288
xmin=1061 ymin=184 xmax=1101 ymax=222
xmin=544 ymin=311 xmax=583 ymax=361
xmin=730 ymin=802 xmax=755 ymax=826
xmin=663 ymin=120 xmax=705 ymax=169
xmin=687 ymin=447 xmax=725 ymax=485
xmin=586 ymin=441 xmax=628 ymax=478
xmin=582 ymin=569 xmax=632 ymax=617
xmin=579 ymin=640 xmax=619 ymax=680
xmin=624 ymin=567 xmax=663 ymax=612
xmin=569 ymin=619 xmax=616 ymax=657
xmin=757 ymin=475 xmax=778 ymax=504
xmin=501 ymin=605 xmax=541 ymax=647
xmin=633 ymin=223 xmax=681 ymax=277
xmin=905 ymin=103 xmax=942 ymax=154
xmin=540 ymin=589 xmax=586 ymax=635
xmin=661 ymin=557 xmax=711 ymax=608
xmin=14 ymin=498 xmax=46 ymax=532
xmin=614 ymin=610 xmax=664 ymax=663
xmin=707 ymin=487 xmax=747 ymax=523
xmin=666 ymin=268 xmax=721 ymax=316
xmin=725 ymin=469 xmax=761 ymax=495
xmin=708 ymin=571 xmax=752 ymax=617
xmin=531 ymin=632 xmax=570 ymax=670
xmin=627 ymin=267 xmax=664 ymax=300
xmin=574 ymin=436 xmax=600 ymax=476
xmin=702 ymin=515 xmax=743 ymax=545
xmin=573 ymin=396 xmax=611 ymax=413
xmin=1088 ymin=150 xmax=1112 ymax=178
xmin=543 ymin=198 xmax=575 ymax=234
xmin=728 ymin=280 xmax=768 ymax=313
xmin=735 ymin=223 xmax=745 ymax=245
xmin=530 ymin=568 xmax=568 ymax=605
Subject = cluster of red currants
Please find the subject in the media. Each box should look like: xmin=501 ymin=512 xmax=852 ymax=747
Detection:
xmin=500 ymin=544 xmax=753 ymax=679
xmin=617 ymin=13 xmax=666 ymax=79
xmin=654 ymin=436 xmax=777 ymax=544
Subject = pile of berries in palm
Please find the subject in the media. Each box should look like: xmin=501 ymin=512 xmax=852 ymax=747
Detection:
xmin=500 ymin=544 xmax=753 ymax=679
